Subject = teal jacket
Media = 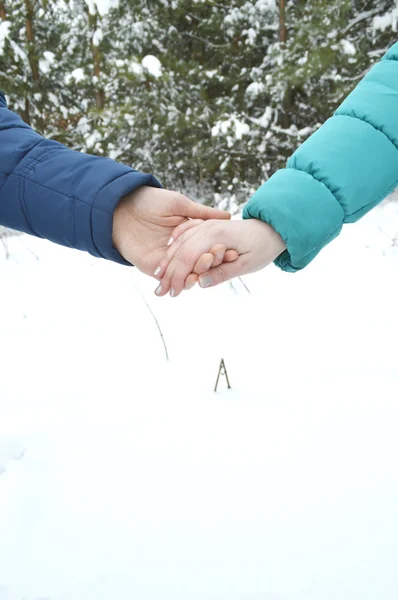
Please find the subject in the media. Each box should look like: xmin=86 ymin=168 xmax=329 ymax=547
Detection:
xmin=243 ymin=42 xmax=398 ymax=272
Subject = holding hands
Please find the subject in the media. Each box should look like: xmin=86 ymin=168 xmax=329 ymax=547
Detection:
xmin=112 ymin=185 xmax=285 ymax=298
xmin=112 ymin=186 xmax=237 ymax=276
xmin=154 ymin=216 xmax=286 ymax=298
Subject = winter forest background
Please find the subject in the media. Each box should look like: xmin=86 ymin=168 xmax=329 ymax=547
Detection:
xmin=3 ymin=4 xmax=398 ymax=599
xmin=0 ymin=0 xmax=398 ymax=208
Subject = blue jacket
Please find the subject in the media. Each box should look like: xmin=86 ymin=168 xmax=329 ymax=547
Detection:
xmin=244 ymin=42 xmax=398 ymax=271
xmin=0 ymin=92 xmax=161 ymax=264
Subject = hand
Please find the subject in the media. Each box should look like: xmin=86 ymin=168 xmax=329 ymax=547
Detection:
xmin=153 ymin=218 xmax=287 ymax=297
xmin=112 ymin=186 xmax=237 ymax=277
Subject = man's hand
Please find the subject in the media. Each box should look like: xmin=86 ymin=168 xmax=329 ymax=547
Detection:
xmin=112 ymin=186 xmax=235 ymax=277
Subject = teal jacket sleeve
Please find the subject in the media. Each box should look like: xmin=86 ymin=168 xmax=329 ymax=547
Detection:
xmin=243 ymin=42 xmax=398 ymax=272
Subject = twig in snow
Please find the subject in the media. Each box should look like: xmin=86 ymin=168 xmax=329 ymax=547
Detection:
xmin=133 ymin=277 xmax=169 ymax=361
xmin=1 ymin=235 xmax=9 ymax=259
xmin=214 ymin=358 xmax=231 ymax=392
xmin=238 ymin=277 xmax=251 ymax=294
xmin=18 ymin=235 xmax=40 ymax=260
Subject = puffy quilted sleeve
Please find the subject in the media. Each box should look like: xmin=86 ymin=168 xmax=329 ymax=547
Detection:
xmin=0 ymin=94 xmax=162 ymax=265
xmin=243 ymin=42 xmax=398 ymax=272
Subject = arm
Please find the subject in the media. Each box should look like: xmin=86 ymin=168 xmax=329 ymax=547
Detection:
xmin=0 ymin=92 xmax=161 ymax=265
xmin=243 ymin=42 xmax=398 ymax=272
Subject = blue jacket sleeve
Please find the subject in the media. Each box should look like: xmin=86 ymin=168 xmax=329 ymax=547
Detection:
xmin=0 ymin=93 xmax=162 ymax=265
xmin=243 ymin=42 xmax=398 ymax=272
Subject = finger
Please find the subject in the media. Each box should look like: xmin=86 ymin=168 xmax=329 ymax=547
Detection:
xmin=224 ymin=249 xmax=239 ymax=263
xmin=157 ymin=221 xmax=237 ymax=297
xmin=184 ymin=273 xmax=198 ymax=290
xmin=208 ymin=244 xmax=226 ymax=268
xmin=157 ymin=233 xmax=220 ymax=298
xmin=165 ymin=219 xmax=204 ymax=249
xmin=190 ymin=247 xmax=237 ymax=278
xmin=176 ymin=196 xmax=231 ymax=221
xmin=153 ymin=225 xmax=201 ymax=281
xmin=198 ymin=257 xmax=246 ymax=289
xmin=192 ymin=252 xmax=216 ymax=276
xmin=191 ymin=247 xmax=238 ymax=278
xmin=191 ymin=246 xmax=226 ymax=276
xmin=184 ymin=246 xmax=233 ymax=291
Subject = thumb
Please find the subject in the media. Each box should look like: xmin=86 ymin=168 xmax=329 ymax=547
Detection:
xmin=179 ymin=197 xmax=231 ymax=221
xmin=198 ymin=257 xmax=245 ymax=289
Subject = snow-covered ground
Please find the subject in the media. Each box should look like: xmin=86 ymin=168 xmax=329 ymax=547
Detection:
xmin=1 ymin=203 xmax=398 ymax=600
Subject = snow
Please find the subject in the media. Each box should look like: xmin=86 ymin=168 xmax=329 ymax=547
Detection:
xmin=256 ymin=0 xmax=277 ymax=11
xmin=9 ymin=39 xmax=27 ymax=62
xmin=142 ymin=55 xmax=162 ymax=78
xmin=65 ymin=68 xmax=86 ymax=84
xmin=84 ymin=0 xmax=119 ymax=17
xmin=39 ymin=51 xmax=55 ymax=74
xmin=212 ymin=116 xmax=250 ymax=146
xmin=130 ymin=60 xmax=144 ymax=76
xmin=253 ymin=106 xmax=273 ymax=129
xmin=2 ymin=195 xmax=398 ymax=599
xmin=92 ymin=28 xmax=103 ymax=47
xmin=373 ymin=7 xmax=398 ymax=32
xmin=246 ymin=81 xmax=266 ymax=97
xmin=245 ymin=27 xmax=257 ymax=44
xmin=48 ymin=92 xmax=58 ymax=105
xmin=297 ymin=54 xmax=308 ymax=65
xmin=84 ymin=129 xmax=102 ymax=148
xmin=123 ymin=113 xmax=135 ymax=126
xmin=340 ymin=39 xmax=356 ymax=55
xmin=0 ymin=20 xmax=10 ymax=54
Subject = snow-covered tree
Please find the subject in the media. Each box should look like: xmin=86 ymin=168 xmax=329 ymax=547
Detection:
xmin=0 ymin=0 xmax=397 ymax=206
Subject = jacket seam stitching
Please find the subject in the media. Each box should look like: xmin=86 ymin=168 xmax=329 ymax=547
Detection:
xmin=335 ymin=113 xmax=398 ymax=152
xmin=72 ymin=196 xmax=77 ymax=248
xmin=19 ymin=174 xmax=38 ymax=236
xmin=12 ymin=173 xmax=114 ymax=215
xmin=13 ymin=140 xmax=47 ymax=177
xmin=286 ymin=165 xmax=341 ymax=207
xmin=346 ymin=177 xmax=398 ymax=220
xmin=91 ymin=171 xmax=130 ymax=210
xmin=291 ymin=178 xmax=398 ymax=264
xmin=20 ymin=146 xmax=63 ymax=178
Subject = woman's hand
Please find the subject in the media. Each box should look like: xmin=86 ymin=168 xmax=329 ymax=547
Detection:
xmin=153 ymin=218 xmax=287 ymax=297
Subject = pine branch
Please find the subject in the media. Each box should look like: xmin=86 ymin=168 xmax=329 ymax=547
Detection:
xmin=342 ymin=8 xmax=383 ymax=36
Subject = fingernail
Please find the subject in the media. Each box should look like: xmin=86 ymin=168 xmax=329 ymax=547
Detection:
xmin=199 ymin=275 xmax=212 ymax=288
xmin=185 ymin=281 xmax=196 ymax=291
xmin=155 ymin=285 xmax=162 ymax=296
xmin=167 ymin=237 xmax=174 ymax=246
xmin=154 ymin=266 xmax=161 ymax=276
xmin=170 ymin=288 xmax=176 ymax=297
xmin=215 ymin=251 xmax=224 ymax=263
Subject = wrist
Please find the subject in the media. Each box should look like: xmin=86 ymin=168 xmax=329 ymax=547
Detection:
xmin=112 ymin=195 xmax=133 ymax=262
xmin=249 ymin=218 xmax=287 ymax=260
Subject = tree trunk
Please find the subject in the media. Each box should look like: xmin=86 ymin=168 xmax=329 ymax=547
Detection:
xmin=279 ymin=0 xmax=292 ymax=129
xmin=93 ymin=44 xmax=105 ymax=109
xmin=21 ymin=96 xmax=31 ymax=125
xmin=22 ymin=0 xmax=44 ymax=128
xmin=24 ymin=0 xmax=40 ymax=83
xmin=279 ymin=0 xmax=287 ymax=46
xmin=0 ymin=2 xmax=6 ymax=20
xmin=89 ymin=10 xmax=105 ymax=110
